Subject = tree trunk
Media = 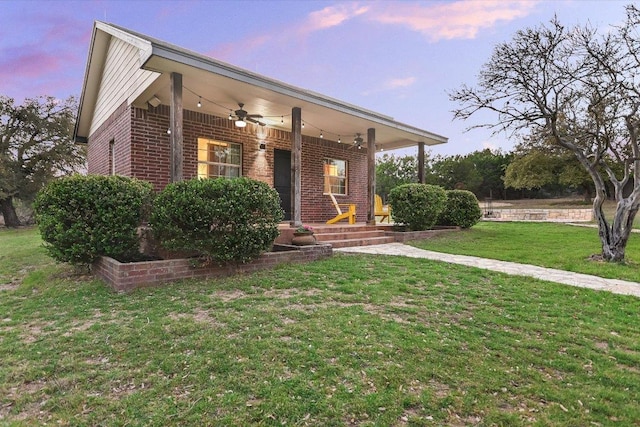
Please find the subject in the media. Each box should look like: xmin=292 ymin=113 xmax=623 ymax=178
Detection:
xmin=593 ymin=197 xmax=638 ymax=262
xmin=0 ymin=197 xmax=21 ymax=227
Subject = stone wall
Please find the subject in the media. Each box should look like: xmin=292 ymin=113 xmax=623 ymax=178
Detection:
xmin=484 ymin=209 xmax=593 ymax=222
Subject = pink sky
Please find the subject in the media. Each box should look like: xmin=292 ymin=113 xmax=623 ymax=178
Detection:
xmin=0 ymin=0 xmax=629 ymax=156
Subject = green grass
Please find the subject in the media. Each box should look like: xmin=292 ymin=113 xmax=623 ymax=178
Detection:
xmin=412 ymin=222 xmax=640 ymax=282
xmin=1 ymin=228 xmax=640 ymax=426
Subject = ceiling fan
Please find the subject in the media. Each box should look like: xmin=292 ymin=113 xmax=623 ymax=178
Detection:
xmin=352 ymin=133 xmax=364 ymax=150
xmin=229 ymin=103 xmax=265 ymax=127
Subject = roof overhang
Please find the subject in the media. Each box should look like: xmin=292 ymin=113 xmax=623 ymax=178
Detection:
xmin=75 ymin=22 xmax=448 ymax=151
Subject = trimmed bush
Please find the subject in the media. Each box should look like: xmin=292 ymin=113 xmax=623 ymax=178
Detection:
xmin=438 ymin=189 xmax=482 ymax=228
xmin=150 ymin=177 xmax=283 ymax=263
xmin=388 ymin=184 xmax=447 ymax=230
xmin=33 ymin=175 xmax=154 ymax=265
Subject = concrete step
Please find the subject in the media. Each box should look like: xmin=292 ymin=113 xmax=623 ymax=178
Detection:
xmin=314 ymin=230 xmax=387 ymax=241
xmin=324 ymin=235 xmax=396 ymax=249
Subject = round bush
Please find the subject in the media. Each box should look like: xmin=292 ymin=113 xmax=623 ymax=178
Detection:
xmin=388 ymin=183 xmax=447 ymax=231
xmin=33 ymin=175 xmax=154 ymax=265
xmin=438 ymin=189 xmax=482 ymax=228
xmin=150 ymin=177 xmax=284 ymax=263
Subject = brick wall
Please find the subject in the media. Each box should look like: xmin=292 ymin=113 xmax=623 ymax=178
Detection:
xmin=87 ymin=101 xmax=132 ymax=176
xmin=93 ymin=244 xmax=332 ymax=292
xmin=89 ymin=104 xmax=369 ymax=222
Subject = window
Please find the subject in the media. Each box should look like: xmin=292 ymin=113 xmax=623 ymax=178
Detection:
xmin=109 ymin=139 xmax=115 ymax=175
xmin=197 ymin=138 xmax=242 ymax=179
xmin=323 ymin=158 xmax=347 ymax=195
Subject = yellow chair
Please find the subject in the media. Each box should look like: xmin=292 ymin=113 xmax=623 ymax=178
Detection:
xmin=375 ymin=195 xmax=391 ymax=223
xmin=326 ymin=193 xmax=356 ymax=224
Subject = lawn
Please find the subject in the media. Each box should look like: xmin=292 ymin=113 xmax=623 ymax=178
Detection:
xmin=411 ymin=222 xmax=640 ymax=282
xmin=1 ymin=227 xmax=639 ymax=426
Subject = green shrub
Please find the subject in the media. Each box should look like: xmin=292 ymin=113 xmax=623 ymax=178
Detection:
xmin=150 ymin=177 xmax=283 ymax=263
xmin=388 ymin=184 xmax=447 ymax=230
xmin=33 ymin=175 xmax=154 ymax=265
xmin=438 ymin=190 xmax=482 ymax=228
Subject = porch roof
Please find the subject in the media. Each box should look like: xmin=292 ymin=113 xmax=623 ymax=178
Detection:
xmin=75 ymin=21 xmax=448 ymax=150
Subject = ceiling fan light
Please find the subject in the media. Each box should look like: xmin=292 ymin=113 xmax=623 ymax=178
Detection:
xmin=235 ymin=119 xmax=247 ymax=128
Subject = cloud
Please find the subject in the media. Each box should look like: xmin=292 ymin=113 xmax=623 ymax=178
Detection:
xmin=304 ymin=4 xmax=370 ymax=33
xmin=388 ymin=77 xmax=416 ymax=89
xmin=362 ymin=76 xmax=417 ymax=96
xmin=0 ymin=13 xmax=89 ymax=100
xmin=209 ymin=3 xmax=369 ymax=61
xmin=369 ymin=0 xmax=539 ymax=41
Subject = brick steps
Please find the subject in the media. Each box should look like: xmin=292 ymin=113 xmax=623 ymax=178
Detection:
xmin=311 ymin=224 xmax=395 ymax=248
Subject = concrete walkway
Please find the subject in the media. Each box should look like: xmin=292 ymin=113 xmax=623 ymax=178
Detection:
xmin=335 ymin=243 xmax=640 ymax=298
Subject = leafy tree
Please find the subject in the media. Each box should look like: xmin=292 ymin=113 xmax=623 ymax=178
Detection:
xmin=430 ymin=154 xmax=483 ymax=194
xmin=450 ymin=6 xmax=640 ymax=262
xmin=1 ymin=96 xmax=85 ymax=227
xmin=504 ymin=146 xmax=594 ymax=202
xmin=375 ymin=154 xmax=419 ymax=201
xmin=461 ymin=149 xmax=512 ymax=199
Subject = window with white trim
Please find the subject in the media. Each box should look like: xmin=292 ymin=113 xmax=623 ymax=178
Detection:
xmin=323 ymin=158 xmax=347 ymax=195
xmin=197 ymin=138 xmax=242 ymax=178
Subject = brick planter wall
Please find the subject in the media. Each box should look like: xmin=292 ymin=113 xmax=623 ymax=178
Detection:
xmin=484 ymin=209 xmax=593 ymax=222
xmin=93 ymin=244 xmax=332 ymax=293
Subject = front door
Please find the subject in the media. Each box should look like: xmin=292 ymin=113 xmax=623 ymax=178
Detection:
xmin=274 ymin=149 xmax=291 ymax=221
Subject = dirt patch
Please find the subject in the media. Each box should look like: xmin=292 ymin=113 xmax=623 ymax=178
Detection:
xmin=0 ymin=283 xmax=19 ymax=291
xmin=21 ymin=321 xmax=56 ymax=344
xmin=211 ymin=289 xmax=247 ymax=302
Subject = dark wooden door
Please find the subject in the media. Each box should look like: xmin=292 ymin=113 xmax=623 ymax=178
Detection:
xmin=274 ymin=149 xmax=291 ymax=221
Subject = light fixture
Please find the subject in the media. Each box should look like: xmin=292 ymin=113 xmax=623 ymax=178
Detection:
xmin=338 ymin=136 xmax=342 ymax=143
xmin=197 ymin=97 xmax=202 ymax=108
xmin=320 ymin=131 xmax=323 ymax=139
xmin=259 ymin=142 xmax=266 ymax=152
xmin=281 ymin=116 xmax=284 ymax=124
xmin=235 ymin=118 xmax=247 ymax=128
xmin=228 ymin=111 xmax=233 ymax=120
xmin=148 ymin=96 xmax=161 ymax=107
xmin=255 ymin=124 xmax=268 ymax=140
xmin=167 ymin=128 xmax=171 ymax=135
xmin=302 ymin=122 xmax=305 ymax=129
xmin=354 ymin=133 xmax=363 ymax=148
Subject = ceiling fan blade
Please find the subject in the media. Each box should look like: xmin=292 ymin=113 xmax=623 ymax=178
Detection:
xmin=246 ymin=117 xmax=266 ymax=126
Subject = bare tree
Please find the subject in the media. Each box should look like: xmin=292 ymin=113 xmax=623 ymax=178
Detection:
xmin=450 ymin=6 xmax=640 ymax=262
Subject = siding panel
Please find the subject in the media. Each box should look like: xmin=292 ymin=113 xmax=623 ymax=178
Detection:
xmin=90 ymin=37 xmax=159 ymax=135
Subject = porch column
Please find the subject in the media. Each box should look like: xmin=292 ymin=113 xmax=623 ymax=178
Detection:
xmin=170 ymin=72 xmax=183 ymax=182
xmin=417 ymin=141 xmax=425 ymax=184
xmin=367 ymin=128 xmax=376 ymax=225
xmin=290 ymin=107 xmax=302 ymax=227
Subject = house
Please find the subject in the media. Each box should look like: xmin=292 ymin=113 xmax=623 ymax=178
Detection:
xmin=74 ymin=22 xmax=447 ymax=225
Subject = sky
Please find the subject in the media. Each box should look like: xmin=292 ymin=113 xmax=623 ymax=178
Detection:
xmin=0 ymin=0 xmax=633 ymax=157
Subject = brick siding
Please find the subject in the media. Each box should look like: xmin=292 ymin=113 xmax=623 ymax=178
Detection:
xmin=87 ymin=105 xmax=370 ymax=222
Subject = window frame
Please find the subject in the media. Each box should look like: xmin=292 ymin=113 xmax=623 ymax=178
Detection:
xmin=197 ymin=137 xmax=242 ymax=179
xmin=323 ymin=158 xmax=348 ymax=196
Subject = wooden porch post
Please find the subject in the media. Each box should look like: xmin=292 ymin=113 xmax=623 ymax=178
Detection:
xmin=367 ymin=128 xmax=376 ymax=225
xmin=170 ymin=72 xmax=183 ymax=182
xmin=290 ymin=107 xmax=302 ymax=227
xmin=417 ymin=141 xmax=425 ymax=184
